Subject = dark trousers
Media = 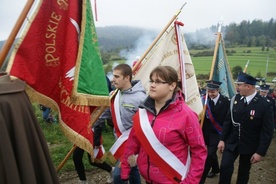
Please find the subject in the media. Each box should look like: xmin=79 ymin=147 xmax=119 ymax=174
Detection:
xmin=73 ymin=147 xmax=112 ymax=180
xmin=113 ymin=159 xmax=141 ymax=184
xmin=210 ymin=154 xmax=220 ymax=173
xmin=199 ymin=145 xmax=220 ymax=184
xmin=218 ymin=148 xmax=252 ymax=184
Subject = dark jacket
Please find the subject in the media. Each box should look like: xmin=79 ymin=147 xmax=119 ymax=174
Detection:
xmin=266 ymin=95 xmax=275 ymax=118
xmin=202 ymin=94 xmax=230 ymax=146
xmin=220 ymin=93 xmax=274 ymax=156
xmin=0 ymin=74 xmax=59 ymax=184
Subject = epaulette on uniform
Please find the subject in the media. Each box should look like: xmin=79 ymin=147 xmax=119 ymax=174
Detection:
xmin=222 ymin=95 xmax=230 ymax=101
xmin=253 ymin=96 xmax=258 ymax=102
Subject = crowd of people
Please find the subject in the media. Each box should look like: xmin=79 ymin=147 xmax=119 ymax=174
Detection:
xmin=73 ymin=65 xmax=275 ymax=184
xmin=2 ymin=63 xmax=276 ymax=184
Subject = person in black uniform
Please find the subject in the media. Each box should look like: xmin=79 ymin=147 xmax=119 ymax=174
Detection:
xmin=199 ymin=80 xmax=230 ymax=184
xmin=218 ymin=72 xmax=274 ymax=184
xmin=259 ymin=84 xmax=275 ymax=119
xmin=271 ymin=88 xmax=276 ymax=129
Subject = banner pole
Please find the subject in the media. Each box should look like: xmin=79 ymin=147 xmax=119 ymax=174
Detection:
xmin=200 ymin=93 xmax=208 ymax=128
xmin=0 ymin=0 xmax=34 ymax=68
xmin=209 ymin=32 xmax=221 ymax=80
xmin=132 ymin=2 xmax=187 ymax=72
xmin=200 ymin=31 xmax=221 ymax=127
xmin=243 ymin=60 xmax=250 ymax=73
xmin=56 ymin=145 xmax=77 ymax=172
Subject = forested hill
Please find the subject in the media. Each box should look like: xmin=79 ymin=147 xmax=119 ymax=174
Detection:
xmin=224 ymin=18 xmax=276 ymax=46
xmin=96 ymin=26 xmax=157 ymax=51
xmin=99 ymin=18 xmax=276 ymax=50
xmin=184 ymin=18 xmax=276 ymax=49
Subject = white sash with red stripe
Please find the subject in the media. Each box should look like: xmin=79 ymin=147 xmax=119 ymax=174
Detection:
xmin=134 ymin=109 xmax=191 ymax=182
xmin=109 ymin=128 xmax=131 ymax=160
xmin=113 ymin=92 xmax=126 ymax=135
xmin=109 ymin=92 xmax=131 ymax=160
xmin=93 ymin=145 xmax=105 ymax=159
xmin=91 ymin=127 xmax=105 ymax=160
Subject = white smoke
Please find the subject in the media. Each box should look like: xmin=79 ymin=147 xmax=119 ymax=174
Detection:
xmin=119 ymin=32 xmax=156 ymax=66
xmin=184 ymin=25 xmax=227 ymax=48
xmin=117 ymin=26 xmax=227 ymax=69
xmin=106 ymin=61 xmax=120 ymax=80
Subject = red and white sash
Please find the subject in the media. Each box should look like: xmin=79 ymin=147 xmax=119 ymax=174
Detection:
xmin=93 ymin=145 xmax=105 ymax=159
xmin=91 ymin=127 xmax=105 ymax=160
xmin=133 ymin=109 xmax=191 ymax=183
xmin=109 ymin=92 xmax=131 ymax=161
xmin=206 ymin=104 xmax=222 ymax=134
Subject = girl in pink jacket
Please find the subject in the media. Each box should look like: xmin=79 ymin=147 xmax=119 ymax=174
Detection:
xmin=121 ymin=66 xmax=207 ymax=184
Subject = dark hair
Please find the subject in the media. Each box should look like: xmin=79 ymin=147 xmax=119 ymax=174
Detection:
xmin=114 ymin=64 xmax=132 ymax=81
xmin=105 ymin=76 xmax=112 ymax=92
xmin=149 ymin=65 xmax=179 ymax=91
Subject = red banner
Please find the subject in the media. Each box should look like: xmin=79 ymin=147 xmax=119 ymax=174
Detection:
xmin=7 ymin=0 xmax=108 ymax=154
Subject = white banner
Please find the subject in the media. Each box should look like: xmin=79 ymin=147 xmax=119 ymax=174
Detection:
xmin=133 ymin=24 xmax=203 ymax=116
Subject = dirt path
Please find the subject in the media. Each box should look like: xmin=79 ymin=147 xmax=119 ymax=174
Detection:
xmin=59 ymin=132 xmax=276 ymax=184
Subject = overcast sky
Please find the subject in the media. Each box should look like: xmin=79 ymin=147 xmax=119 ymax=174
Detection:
xmin=0 ymin=0 xmax=275 ymax=40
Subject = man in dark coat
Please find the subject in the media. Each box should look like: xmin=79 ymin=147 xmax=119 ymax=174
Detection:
xmin=200 ymin=80 xmax=230 ymax=184
xmin=0 ymin=72 xmax=59 ymax=184
xmin=259 ymin=84 xmax=275 ymax=124
xmin=218 ymin=72 xmax=274 ymax=184
xmin=271 ymin=88 xmax=276 ymax=129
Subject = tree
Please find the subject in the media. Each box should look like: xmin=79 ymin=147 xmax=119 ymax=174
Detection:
xmin=257 ymin=35 xmax=267 ymax=47
xmin=239 ymin=20 xmax=250 ymax=45
xmin=225 ymin=23 xmax=240 ymax=45
xmin=231 ymin=65 xmax=243 ymax=79
xmin=256 ymin=71 xmax=262 ymax=78
xmin=100 ymin=52 xmax=111 ymax=65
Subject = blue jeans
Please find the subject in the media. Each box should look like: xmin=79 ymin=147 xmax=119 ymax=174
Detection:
xmin=42 ymin=108 xmax=51 ymax=122
xmin=42 ymin=107 xmax=56 ymax=123
xmin=113 ymin=161 xmax=141 ymax=184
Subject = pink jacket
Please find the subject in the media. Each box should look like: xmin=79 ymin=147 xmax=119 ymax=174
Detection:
xmin=121 ymin=92 xmax=207 ymax=183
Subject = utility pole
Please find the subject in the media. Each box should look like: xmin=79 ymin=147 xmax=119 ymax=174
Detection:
xmin=265 ymin=55 xmax=269 ymax=78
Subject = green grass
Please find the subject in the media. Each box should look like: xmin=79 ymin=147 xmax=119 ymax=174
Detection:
xmin=105 ymin=47 xmax=276 ymax=83
xmin=191 ymin=47 xmax=276 ymax=83
xmin=33 ymin=104 xmax=115 ymax=174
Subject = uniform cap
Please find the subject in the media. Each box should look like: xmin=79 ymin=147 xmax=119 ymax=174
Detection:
xmin=206 ymin=80 xmax=222 ymax=90
xmin=260 ymin=84 xmax=270 ymax=91
xmin=235 ymin=72 xmax=259 ymax=85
